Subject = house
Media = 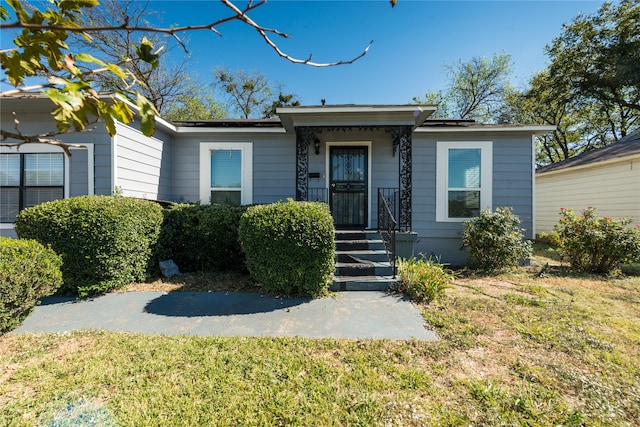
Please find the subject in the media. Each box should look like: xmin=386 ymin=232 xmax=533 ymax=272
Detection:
xmin=1 ymin=98 xmax=554 ymax=265
xmin=535 ymin=130 xmax=640 ymax=236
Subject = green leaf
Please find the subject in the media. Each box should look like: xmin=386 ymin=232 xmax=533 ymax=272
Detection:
xmin=135 ymin=38 xmax=159 ymax=69
xmin=136 ymin=93 xmax=157 ymax=136
xmin=74 ymin=53 xmax=107 ymax=67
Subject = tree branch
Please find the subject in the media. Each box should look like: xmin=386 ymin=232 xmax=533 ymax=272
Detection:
xmin=1 ymin=0 xmax=373 ymax=67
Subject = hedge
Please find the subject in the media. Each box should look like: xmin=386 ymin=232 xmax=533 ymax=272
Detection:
xmin=154 ymin=203 xmax=247 ymax=273
xmin=0 ymin=237 xmax=63 ymax=334
xmin=239 ymin=200 xmax=335 ymax=297
xmin=15 ymin=196 xmax=163 ymax=297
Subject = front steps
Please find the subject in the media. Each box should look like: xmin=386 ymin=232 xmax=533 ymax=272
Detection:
xmin=331 ymin=230 xmax=398 ymax=291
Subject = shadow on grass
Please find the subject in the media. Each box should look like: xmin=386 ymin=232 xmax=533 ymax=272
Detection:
xmin=143 ymin=292 xmax=311 ymax=317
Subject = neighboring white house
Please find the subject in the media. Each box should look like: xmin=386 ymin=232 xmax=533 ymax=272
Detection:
xmin=535 ymin=130 xmax=640 ymax=236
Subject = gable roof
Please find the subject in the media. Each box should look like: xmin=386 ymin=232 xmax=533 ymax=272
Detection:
xmin=536 ymin=130 xmax=640 ymax=175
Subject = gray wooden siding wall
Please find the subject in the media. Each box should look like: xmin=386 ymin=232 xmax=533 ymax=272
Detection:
xmin=411 ymin=131 xmax=534 ymax=265
xmin=172 ymin=131 xmax=296 ymax=203
xmin=114 ymin=122 xmax=173 ymax=200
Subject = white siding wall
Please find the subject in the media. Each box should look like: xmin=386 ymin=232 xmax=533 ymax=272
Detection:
xmin=535 ymin=157 xmax=640 ymax=235
xmin=113 ymin=122 xmax=172 ymax=200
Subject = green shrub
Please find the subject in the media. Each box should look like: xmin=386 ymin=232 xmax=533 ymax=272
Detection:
xmin=547 ymin=207 xmax=640 ymax=274
xmin=461 ymin=207 xmax=532 ymax=272
xmin=0 ymin=237 xmax=63 ymax=333
xmin=15 ymin=196 xmax=163 ymax=297
xmin=239 ymin=200 xmax=335 ymax=297
xmin=397 ymin=255 xmax=453 ymax=303
xmin=155 ymin=203 xmax=247 ymax=273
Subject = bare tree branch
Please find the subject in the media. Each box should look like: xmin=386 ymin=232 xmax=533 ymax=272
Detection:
xmin=0 ymin=0 xmax=373 ymax=67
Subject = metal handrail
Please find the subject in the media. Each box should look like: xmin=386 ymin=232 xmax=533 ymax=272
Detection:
xmin=377 ymin=188 xmax=398 ymax=278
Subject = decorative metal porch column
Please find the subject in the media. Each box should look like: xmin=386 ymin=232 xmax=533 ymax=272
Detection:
xmin=295 ymin=127 xmax=317 ymax=201
xmin=385 ymin=125 xmax=413 ymax=230
xmin=398 ymin=126 xmax=412 ymax=231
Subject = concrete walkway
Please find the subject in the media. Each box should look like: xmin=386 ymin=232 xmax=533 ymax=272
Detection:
xmin=13 ymin=291 xmax=438 ymax=340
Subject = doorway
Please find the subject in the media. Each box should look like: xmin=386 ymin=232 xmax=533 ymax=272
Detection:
xmin=329 ymin=146 xmax=368 ymax=228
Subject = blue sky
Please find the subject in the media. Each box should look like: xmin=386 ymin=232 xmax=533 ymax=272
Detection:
xmin=1 ymin=0 xmax=605 ymax=106
xmin=142 ymin=0 xmax=605 ymax=106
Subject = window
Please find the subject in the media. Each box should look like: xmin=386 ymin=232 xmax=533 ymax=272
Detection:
xmin=199 ymin=142 xmax=252 ymax=205
xmin=436 ymin=141 xmax=492 ymax=222
xmin=0 ymin=153 xmax=64 ymax=222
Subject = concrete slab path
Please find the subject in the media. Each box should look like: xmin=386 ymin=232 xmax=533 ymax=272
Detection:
xmin=13 ymin=291 xmax=437 ymax=340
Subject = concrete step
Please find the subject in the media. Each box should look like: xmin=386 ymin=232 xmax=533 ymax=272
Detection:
xmin=335 ymin=230 xmax=381 ymax=240
xmin=331 ymin=275 xmax=398 ymax=292
xmin=335 ymin=262 xmax=394 ymax=277
xmin=336 ymin=250 xmax=390 ymax=263
xmin=335 ymin=240 xmax=386 ymax=252
xmin=332 ymin=230 xmax=397 ymax=292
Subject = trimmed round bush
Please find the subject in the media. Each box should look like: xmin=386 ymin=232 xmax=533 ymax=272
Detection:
xmin=1 ymin=237 xmax=63 ymax=334
xmin=15 ymin=196 xmax=163 ymax=297
xmin=155 ymin=203 xmax=247 ymax=273
xmin=239 ymin=200 xmax=335 ymax=297
xmin=461 ymin=207 xmax=532 ymax=272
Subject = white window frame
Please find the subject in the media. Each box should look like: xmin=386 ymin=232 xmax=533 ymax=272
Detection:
xmin=436 ymin=141 xmax=492 ymax=222
xmin=199 ymin=142 xmax=253 ymax=205
xmin=0 ymin=143 xmax=94 ymax=228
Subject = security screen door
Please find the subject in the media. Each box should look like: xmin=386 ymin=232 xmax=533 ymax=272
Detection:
xmin=329 ymin=146 xmax=367 ymax=228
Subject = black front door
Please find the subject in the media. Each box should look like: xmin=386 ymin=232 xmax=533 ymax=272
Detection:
xmin=329 ymin=146 xmax=368 ymax=228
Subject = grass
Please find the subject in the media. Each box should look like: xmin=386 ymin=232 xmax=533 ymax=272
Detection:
xmin=1 ymin=247 xmax=639 ymax=426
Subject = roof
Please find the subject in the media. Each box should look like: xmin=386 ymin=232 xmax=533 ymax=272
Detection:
xmin=536 ymin=130 xmax=640 ymax=174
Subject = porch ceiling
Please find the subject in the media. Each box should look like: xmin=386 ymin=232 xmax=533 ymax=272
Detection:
xmin=277 ymin=104 xmax=437 ymax=133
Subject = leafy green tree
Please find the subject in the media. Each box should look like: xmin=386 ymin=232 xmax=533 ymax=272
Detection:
xmin=214 ymin=67 xmax=299 ymax=119
xmin=546 ymin=0 xmax=639 ymax=137
xmin=413 ymin=53 xmax=513 ymax=123
xmin=163 ymin=84 xmax=228 ymax=122
xmin=263 ymin=91 xmax=301 ymax=118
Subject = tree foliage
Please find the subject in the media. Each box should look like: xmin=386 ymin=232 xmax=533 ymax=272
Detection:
xmin=162 ymin=83 xmax=228 ymax=122
xmin=413 ymin=53 xmax=512 ymax=123
xmin=547 ymin=0 xmax=640 ymax=116
xmin=70 ymin=0 xmax=193 ymax=115
xmin=214 ymin=67 xmax=299 ymax=119
xmin=507 ymin=0 xmax=640 ymax=165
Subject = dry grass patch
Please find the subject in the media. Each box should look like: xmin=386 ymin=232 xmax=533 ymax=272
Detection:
xmin=122 ymin=270 xmax=258 ymax=293
xmin=1 ymin=249 xmax=639 ymax=426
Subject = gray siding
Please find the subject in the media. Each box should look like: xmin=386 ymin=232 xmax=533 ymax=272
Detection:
xmin=411 ymin=131 xmax=534 ymax=265
xmin=172 ymin=131 xmax=295 ymax=204
xmin=69 ymin=147 xmax=89 ymax=197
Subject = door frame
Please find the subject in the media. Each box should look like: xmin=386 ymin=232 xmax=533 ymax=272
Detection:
xmin=325 ymin=141 xmax=372 ymax=229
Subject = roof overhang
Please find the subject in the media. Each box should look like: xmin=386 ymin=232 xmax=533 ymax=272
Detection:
xmin=276 ymin=105 xmax=437 ymax=133
xmin=415 ymin=124 xmax=556 ymax=134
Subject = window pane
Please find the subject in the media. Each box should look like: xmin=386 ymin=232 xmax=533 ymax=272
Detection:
xmin=211 ymin=150 xmax=241 ymax=188
xmin=0 ymin=188 xmax=19 ymax=222
xmin=210 ymin=190 xmax=241 ymax=205
xmin=24 ymin=187 xmax=64 ymax=209
xmin=448 ymin=149 xmax=480 ymax=188
xmin=24 ymin=153 xmax=64 ymax=186
xmin=0 ymin=154 xmax=20 ymax=186
xmin=448 ymin=190 xmax=480 ymax=218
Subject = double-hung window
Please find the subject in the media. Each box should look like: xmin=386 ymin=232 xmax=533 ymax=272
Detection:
xmin=1 ymin=153 xmax=64 ymax=223
xmin=436 ymin=141 xmax=492 ymax=222
xmin=199 ymin=142 xmax=253 ymax=205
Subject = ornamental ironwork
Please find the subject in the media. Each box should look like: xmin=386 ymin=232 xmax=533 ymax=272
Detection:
xmin=398 ymin=126 xmax=412 ymax=230
xmin=295 ymin=127 xmax=322 ymax=201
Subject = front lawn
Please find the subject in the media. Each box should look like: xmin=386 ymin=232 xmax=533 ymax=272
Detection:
xmin=1 ymin=258 xmax=639 ymax=425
